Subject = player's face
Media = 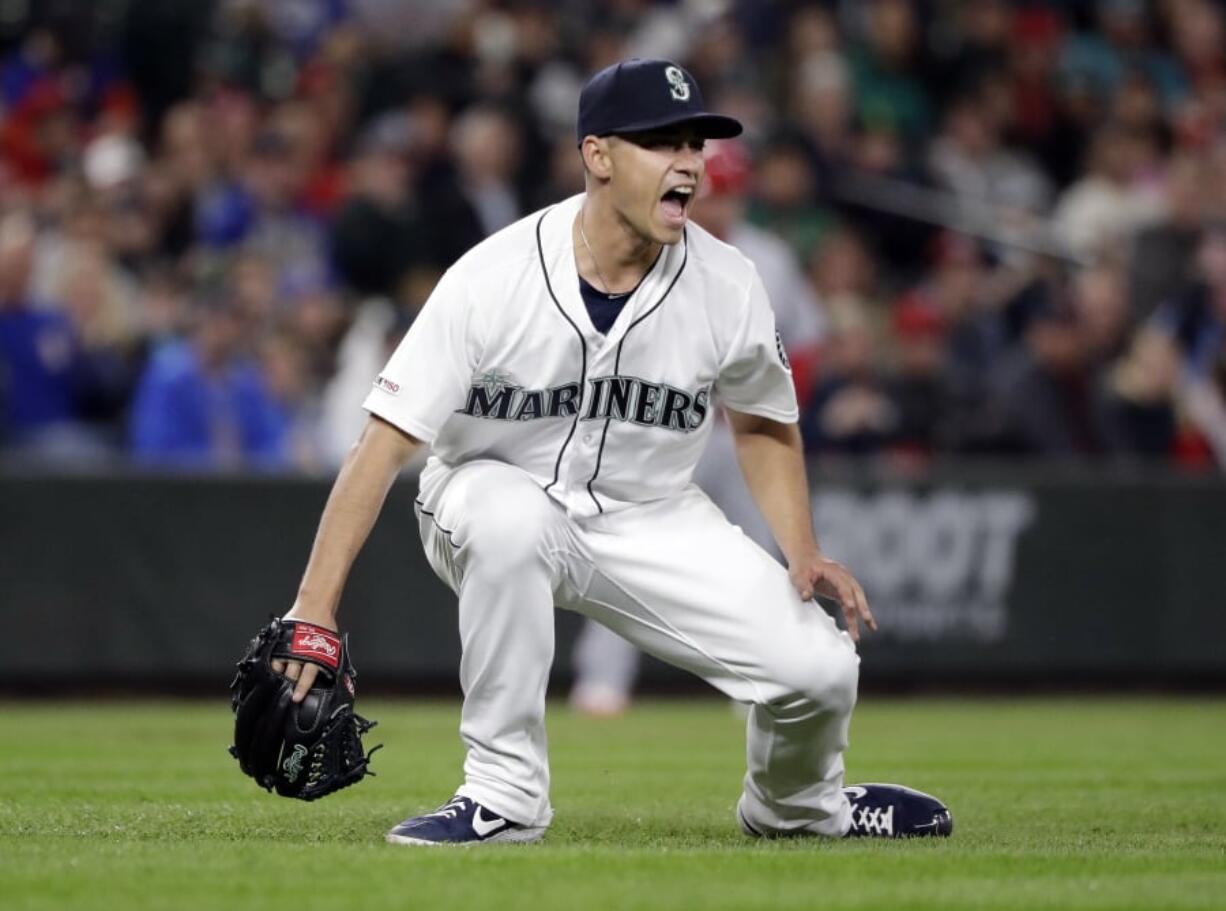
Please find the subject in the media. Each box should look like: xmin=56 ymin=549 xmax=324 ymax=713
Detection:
xmin=607 ymin=126 xmax=706 ymax=245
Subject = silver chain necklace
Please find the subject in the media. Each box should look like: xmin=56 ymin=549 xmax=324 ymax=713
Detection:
xmin=578 ymin=206 xmax=629 ymax=296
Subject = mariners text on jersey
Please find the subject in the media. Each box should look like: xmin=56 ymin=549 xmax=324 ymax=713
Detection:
xmin=455 ymin=371 xmax=711 ymax=433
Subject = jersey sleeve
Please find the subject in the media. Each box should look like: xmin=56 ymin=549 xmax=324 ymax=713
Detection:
xmin=362 ymin=266 xmax=477 ymax=443
xmin=713 ymin=265 xmax=800 ymax=422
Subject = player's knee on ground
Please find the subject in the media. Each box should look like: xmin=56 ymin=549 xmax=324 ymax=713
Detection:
xmin=762 ymin=641 xmax=859 ymax=716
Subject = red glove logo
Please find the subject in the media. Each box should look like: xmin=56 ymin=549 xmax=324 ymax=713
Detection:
xmin=290 ymin=624 xmax=341 ymax=670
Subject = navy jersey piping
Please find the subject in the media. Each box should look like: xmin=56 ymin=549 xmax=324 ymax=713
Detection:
xmin=579 ymin=245 xmax=663 ymax=510
xmin=536 ymin=207 xmax=588 ymax=496
xmin=585 ymin=228 xmax=689 ymax=513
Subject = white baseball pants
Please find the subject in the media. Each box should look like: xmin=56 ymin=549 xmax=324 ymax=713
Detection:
xmin=571 ymin=415 xmax=781 ymax=702
xmin=415 ymin=459 xmax=859 ymax=837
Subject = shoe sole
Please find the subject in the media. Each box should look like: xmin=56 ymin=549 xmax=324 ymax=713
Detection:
xmin=385 ymin=826 xmax=546 ymax=847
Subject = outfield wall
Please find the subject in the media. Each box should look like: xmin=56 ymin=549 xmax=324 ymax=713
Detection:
xmin=3 ymin=466 xmax=1224 ymax=690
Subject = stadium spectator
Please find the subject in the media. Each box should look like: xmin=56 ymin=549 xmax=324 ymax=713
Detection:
xmin=53 ymin=242 xmax=145 ymax=436
xmin=406 ymin=91 xmax=486 ymax=267
xmin=985 ymin=294 xmax=1105 ymax=458
xmin=928 ymin=91 xmax=1052 ymax=218
xmin=1096 ymin=326 xmax=1179 ymax=460
xmin=259 ymin=327 xmax=323 ymax=471
xmin=1053 ymin=123 xmax=1164 ymax=261
xmin=128 ymin=296 xmax=288 ymax=469
xmin=848 ymin=0 xmax=931 ymax=142
xmin=1072 ymin=263 xmax=1132 ymax=366
xmin=801 ymin=307 xmax=898 ymax=457
xmin=197 ymin=122 xmax=330 ymax=292
xmin=1153 ymin=223 xmax=1226 ymax=467
xmin=747 ymin=134 xmax=830 ymax=262
xmin=1058 ymin=0 xmax=1187 ymax=111
xmin=450 ymin=105 xmax=523 ymax=237
xmin=329 ymin=112 xmax=427 ymax=300
xmin=926 ymin=0 xmax=1009 ymax=102
xmin=0 ymin=211 xmax=120 ymax=459
xmin=885 ymin=297 xmax=950 ymax=458
xmin=1153 ymin=224 xmax=1226 ymax=380
xmin=1129 ymin=155 xmax=1209 ymax=319
xmin=788 ymin=31 xmax=854 ymax=183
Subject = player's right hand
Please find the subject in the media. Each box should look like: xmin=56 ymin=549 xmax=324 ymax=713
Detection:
xmin=271 ymin=611 xmax=339 ymax=702
xmin=789 ymin=552 xmax=877 ymax=643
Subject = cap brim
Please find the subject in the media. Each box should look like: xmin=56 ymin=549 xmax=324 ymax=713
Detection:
xmin=602 ymin=112 xmax=743 ymax=140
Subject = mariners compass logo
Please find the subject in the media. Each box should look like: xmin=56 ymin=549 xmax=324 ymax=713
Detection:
xmin=477 ymin=369 xmax=517 ymax=398
xmin=665 ymin=66 xmax=691 ymax=102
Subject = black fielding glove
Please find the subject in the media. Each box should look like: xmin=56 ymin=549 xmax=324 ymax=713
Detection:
xmin=229 ymin=618 xmax=380 ymax=801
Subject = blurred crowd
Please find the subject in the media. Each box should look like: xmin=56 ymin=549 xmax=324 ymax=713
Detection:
xmin=2 ymin=0 xmax=1226 ymax=471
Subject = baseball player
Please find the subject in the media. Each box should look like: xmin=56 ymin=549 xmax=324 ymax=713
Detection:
xmin=273 ymin=59 xmax=952 ymax=844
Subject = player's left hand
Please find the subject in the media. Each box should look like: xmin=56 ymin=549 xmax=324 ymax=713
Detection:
xmin=271 ymin=609 xmax=339 ymax=702
xmin=789 ymin=553 xmax=877 ymax=642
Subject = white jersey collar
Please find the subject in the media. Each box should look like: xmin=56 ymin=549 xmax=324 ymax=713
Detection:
xmin=535 ymin=193 xmax=688 ymax=358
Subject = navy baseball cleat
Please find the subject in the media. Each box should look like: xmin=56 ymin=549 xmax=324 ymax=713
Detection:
xmin=736 ymin=784 xmax=952 ymax=839
xmin=843 ymin=783 xmax=953 ymax=838
xmin=385 ymin=795 xmax=545 ymax=846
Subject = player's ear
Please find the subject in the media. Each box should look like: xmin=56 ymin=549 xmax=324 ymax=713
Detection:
xmin=581 ymin=136 xmax=613 ymax=181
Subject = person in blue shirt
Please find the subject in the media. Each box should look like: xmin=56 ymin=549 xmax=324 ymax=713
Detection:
xmin=129 ymin=297 xmax=289 ymax=468
xmin=0 ymin=300 xmax=83 ymax=440
xmin=0 ymin=212 xmax=110 ymax=458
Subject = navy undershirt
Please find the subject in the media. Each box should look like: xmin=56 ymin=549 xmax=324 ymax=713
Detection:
xmin=577 ymin=275 xmax=632 ymax=335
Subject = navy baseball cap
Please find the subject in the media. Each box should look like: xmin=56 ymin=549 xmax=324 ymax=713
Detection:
xmin=576 ymin=58 xmax=743 ymax=145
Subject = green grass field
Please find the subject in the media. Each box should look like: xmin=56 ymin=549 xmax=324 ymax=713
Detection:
xmin=3 ymin=697 xmax=1224 ymax=910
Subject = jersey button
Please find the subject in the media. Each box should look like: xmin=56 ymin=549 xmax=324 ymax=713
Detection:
xmin=583 ymin=434 xmax=595 ymax=444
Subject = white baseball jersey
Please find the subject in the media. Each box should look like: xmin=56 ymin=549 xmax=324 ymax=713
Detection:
xmin=363 ymin=192 xmax=798 ymax=519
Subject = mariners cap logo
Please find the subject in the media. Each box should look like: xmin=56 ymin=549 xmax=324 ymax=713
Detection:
xmin=665 ymin=65 xmax=691 ymax=102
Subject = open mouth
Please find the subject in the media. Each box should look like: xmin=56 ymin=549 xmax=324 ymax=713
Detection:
xmin=659 ymin=185 xmax=694 ymax=224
